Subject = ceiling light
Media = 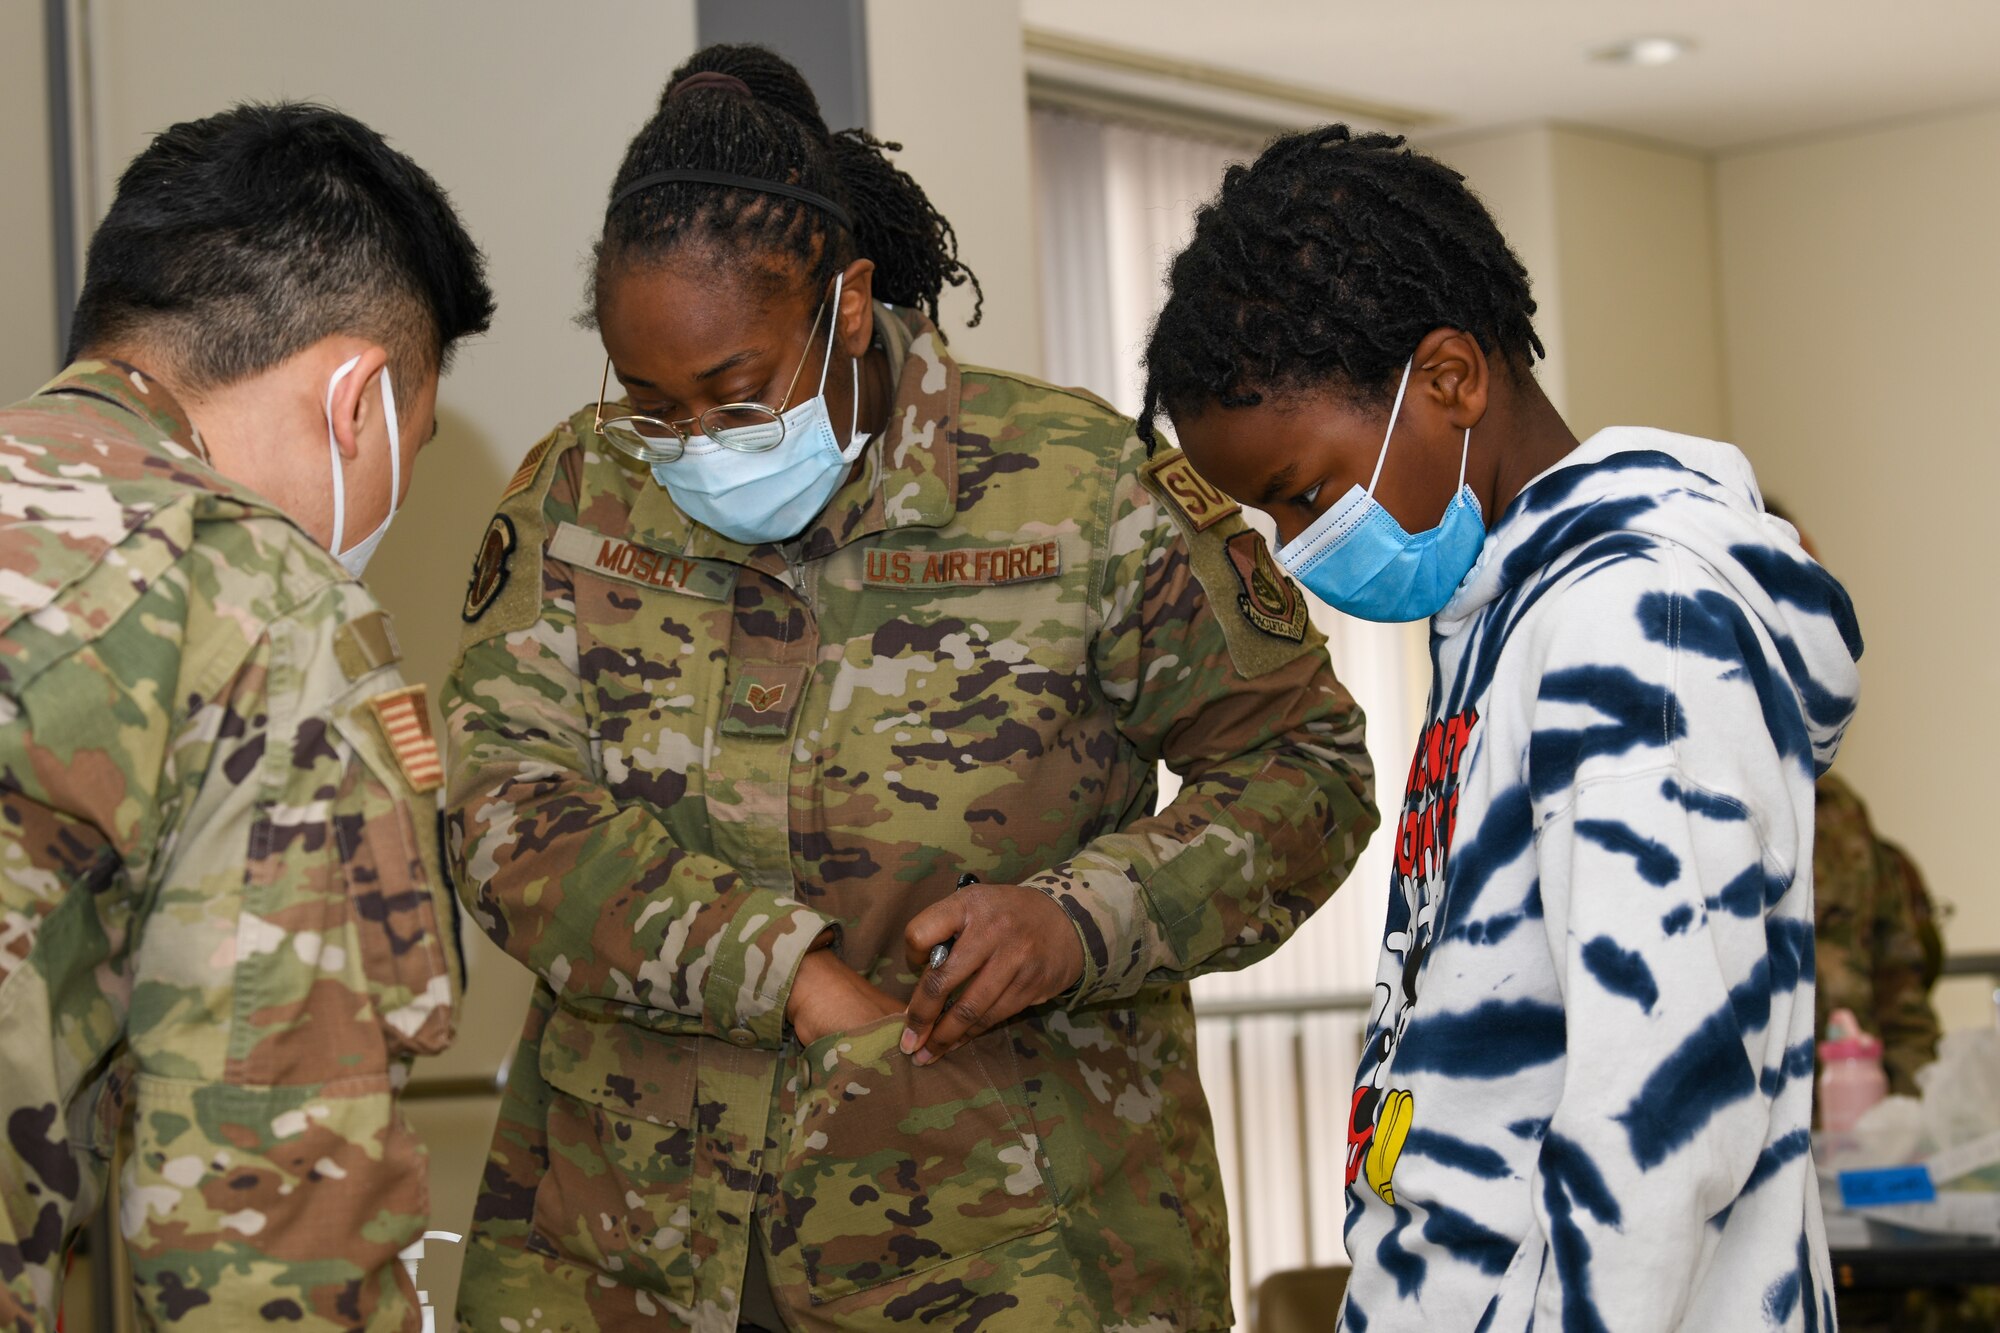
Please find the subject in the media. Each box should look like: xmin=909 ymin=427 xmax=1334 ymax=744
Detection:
xmin=1592 ymin=35 xmax=1694 ymax=67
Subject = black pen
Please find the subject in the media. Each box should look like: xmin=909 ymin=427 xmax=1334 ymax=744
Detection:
xmin=928 ymin=872 xmax=978 ymax=972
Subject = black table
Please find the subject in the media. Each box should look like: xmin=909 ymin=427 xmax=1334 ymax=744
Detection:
xmin=1831 ymin=1220 xmax=2000 ymax=1291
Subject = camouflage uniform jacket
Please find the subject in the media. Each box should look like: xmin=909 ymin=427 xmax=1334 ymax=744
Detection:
xmin=1812 ymin=771 xmax=1941 ymax=1094
xmin=446 ymin=306 xmax=1378 ymax=1332
xmin=0 ymin=363 xmax=463 ymax=1330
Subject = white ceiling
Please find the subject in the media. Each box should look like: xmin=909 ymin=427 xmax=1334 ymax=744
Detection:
xmin=1019 ymin=0 xmax=2000 ymax=152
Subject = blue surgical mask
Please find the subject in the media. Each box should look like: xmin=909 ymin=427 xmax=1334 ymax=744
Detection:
xmin=650 ymin=273 xmax=866 ymax=546
xmin=1277 ymin=357 xmax=1486 ymax=623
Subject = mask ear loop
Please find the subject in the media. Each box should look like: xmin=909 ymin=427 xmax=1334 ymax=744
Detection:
xmin=1365 ymin=358 xmax=1415 ymax=497
xmin=840 ymin=355 xmax=865 ymax=461
xmin=826 ymin=268 xmax=871 ymax=463
xmin=325 ymin=354 xmax=363 ymax=553
xmin=819 ymin=268 xmax=869 ymax=463
xmin=1457 ymin=425 xmax=1471 ymax=492
xmin=379 ymin=367 xmax=402 ymax=529
xmin=814 ymin=270 xmax=844 ymax=402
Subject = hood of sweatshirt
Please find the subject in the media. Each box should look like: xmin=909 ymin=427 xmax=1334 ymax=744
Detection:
xmin=1437 ymin=427 xmax=1862 ymax=775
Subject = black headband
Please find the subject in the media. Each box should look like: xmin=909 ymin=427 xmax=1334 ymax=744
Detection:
xmin=608 ymin=169 xmax=853 ymax=231
xmin=667 ymin=71 xmax=752 ymax=100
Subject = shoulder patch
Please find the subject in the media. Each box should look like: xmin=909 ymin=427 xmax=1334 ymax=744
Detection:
xmin=501 ymin=436 xmax=555 ymax=502
xmin=455 ymin=427 xmax=577 ymax=660
xmin=334 ymin=610 xmax=402 ymax=681
xmin=462 ymin=514 xmax=517 ymax=622
xmin=1224 ymin=530 xmax=1308 ymax=642
xmin=367 ymin=685 xmax=444 ymax=793
xmin=1142 ymin=452 xmax=1240 ymax=533
xmin=1140 ymin=447 xmax=1319 ymax=679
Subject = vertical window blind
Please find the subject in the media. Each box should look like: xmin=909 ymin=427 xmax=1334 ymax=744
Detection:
xmin=1032 ymin=102 xmax=1428 ymax=1319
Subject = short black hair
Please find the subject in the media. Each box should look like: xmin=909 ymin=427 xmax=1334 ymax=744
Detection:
xmin=69 ymin=102 xmax=494 ymax=406
xmin=1140 ymin=125 xmax=1543 ymax=444
xmin=593 ymin=43 xmax=980 ymax=328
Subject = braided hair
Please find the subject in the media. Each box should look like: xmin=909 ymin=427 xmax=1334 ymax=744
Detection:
xmin=594 ymin=43 xmax=980 ymax=327
xmin=1139 ymin=125 xmax=1542 ymax=445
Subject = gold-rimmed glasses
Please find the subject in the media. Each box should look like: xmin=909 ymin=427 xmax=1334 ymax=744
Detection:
xmin=592 ymin=293 xmax=831 ymax=465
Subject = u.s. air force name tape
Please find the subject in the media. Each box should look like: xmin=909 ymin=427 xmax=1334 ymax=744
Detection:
xmin=548 ymin=522 xmax=736 ymax=601
xmin=861 ymin=540 xmax=1062 ymax=588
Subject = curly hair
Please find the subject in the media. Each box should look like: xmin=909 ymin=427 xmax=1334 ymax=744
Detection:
xmin=1138 ymin=125 xmax=1542 ymax=444
xmin=594 ymin=43 xmax=980 ymax=327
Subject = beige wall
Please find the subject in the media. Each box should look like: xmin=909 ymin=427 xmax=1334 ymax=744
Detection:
xmin=1431 ymin=125 xmax=1726 ymax=442
xmin=1549 ymin=129 xmax=1727 ymax=442
xmin=867 ymin=0 xmax=1043 ymax=373
xmin=1 ymin=2 xmax=55 ymax=395
xmin=1430 ymin=126 xmax=1572 ymax=414
xmin=1717 ymin=104 xmax=2000 ymax=1032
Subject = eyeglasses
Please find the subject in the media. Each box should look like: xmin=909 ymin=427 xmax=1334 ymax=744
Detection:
xmin=593 ymin=294 xmax=831 ymax=465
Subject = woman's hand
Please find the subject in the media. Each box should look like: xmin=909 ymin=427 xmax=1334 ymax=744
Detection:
xmin=900 ymin=883 xmax=1085 ymax=1065
xmin=785 ymin=949 xmax=906 ymax=1048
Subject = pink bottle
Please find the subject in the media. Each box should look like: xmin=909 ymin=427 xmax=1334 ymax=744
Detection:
xmin=1818 ymin=1008 xmax=1889 ymax=1134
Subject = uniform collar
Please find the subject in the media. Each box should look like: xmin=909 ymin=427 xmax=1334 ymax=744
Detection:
xmin=649 ymin=304 xmax=961 ymax=573
xmin=34 ymin=359 xmax=209 ymax=463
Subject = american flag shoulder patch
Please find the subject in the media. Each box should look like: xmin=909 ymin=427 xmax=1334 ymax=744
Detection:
xmin=500 ymin=437 xmax=553 ymax=502
xmin=366 ymin=685 xmax=444 ymax=794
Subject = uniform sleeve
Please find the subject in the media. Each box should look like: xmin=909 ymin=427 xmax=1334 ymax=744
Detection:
xmin=444 ymin=450 xmax=831 ymax=1046
xmin=118 ymin=584 xmax=459 ymax=1331
xmin=1022 ymin=438 xmax=1378 ymax=1006
xmin=1811 ymin=779 xmax=1940 ymax=1095
xmin=1808 ymin=779 xmax=1873 ymax=1064
xmin=1867 ymin=839 xmax=1941 ymax=1094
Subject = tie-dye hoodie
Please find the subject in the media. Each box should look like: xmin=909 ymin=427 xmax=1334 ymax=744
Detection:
xmin=1338 ymin=428 xmax=1862 ymax=1332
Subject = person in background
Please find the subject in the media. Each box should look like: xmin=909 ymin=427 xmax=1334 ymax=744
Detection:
xmin=1142 ymin=126 xmax=1861 ymax=1331
xmin=1765 ymin=500 xmax=1943 ymax=1093
xmin=445 ymin=43 xmax=1376 ymax=1333
xmin=0 ymin=103 xmax=492 ymax=1328
xmin=1810 ymin=775 xmax=1942 ymax=1091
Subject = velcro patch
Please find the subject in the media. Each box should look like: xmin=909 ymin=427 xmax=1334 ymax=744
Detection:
xmin=462 ymin=515 xmax=516 ymax=623
xmin=1143 ymin=453 xmax=1239 ymax=532
xmin=500 ymin=437 xmax=554 ymax=502
xmin=1224 ymin=530 xmax=1308 ymax=642
xmin=367 ymin=685 xmax=444 ymax=793
xmin=549 ymin=522 xmax=735 ymax=601
xmin=334 ymin=611 xmax=401 ymax=682
xmin=1140 ymin=448 xmax=1319 ymax=678
xmin=721 ymin=663 xmax=809 ymax=738
xmin=862 ymin=541 xmax=1062 ymax=589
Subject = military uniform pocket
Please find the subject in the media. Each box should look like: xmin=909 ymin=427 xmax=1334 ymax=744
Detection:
xmin=327 ymin=702 xmax=457 ymax=1059
xmin=121 ymin=1072 xmax=427 ymax=1328
xmin=776 ymin=1014 xmax=1057 ymax=1304
xmin=528 ymin=1006 xmax=699 ymax=1306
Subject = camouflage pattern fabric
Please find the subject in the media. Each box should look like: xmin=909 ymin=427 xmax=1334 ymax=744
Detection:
xmin=0 ymin=363 xmax=462 ymax=1329
xmin=445 ymin=305 xmax=1378 ymax=1332
xmin=1812 ymin=770 xmax=1941 ymax=1095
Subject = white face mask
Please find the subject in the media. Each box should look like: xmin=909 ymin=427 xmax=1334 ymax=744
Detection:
xmin=325 ymin=356 xmax=401 ymax=577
